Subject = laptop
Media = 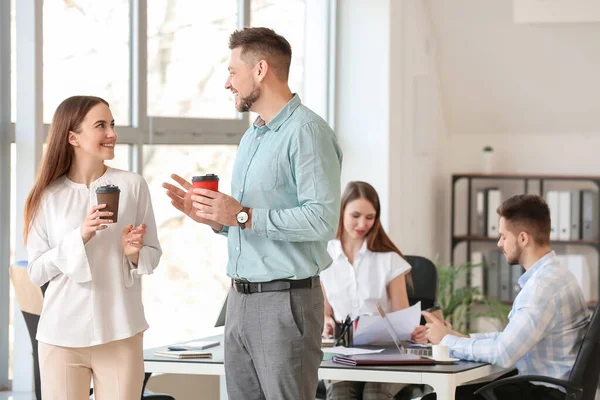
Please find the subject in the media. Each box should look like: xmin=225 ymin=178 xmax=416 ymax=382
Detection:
xmin=214 ymin=295 xmax=227 ymax=328
xmin=375 ymin=303 xmax=432 ymax=357
xmin=332 ymin=305 xmax=435 ymax=365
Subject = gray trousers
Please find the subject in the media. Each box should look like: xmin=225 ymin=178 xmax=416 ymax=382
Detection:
xmin=224 ymin=283 xmax=324 ymax=400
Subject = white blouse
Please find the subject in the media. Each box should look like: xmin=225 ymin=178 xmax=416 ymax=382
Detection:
xmin=27 ymin=167 xmax=162 ymax=347
xmin=320 ymin=239 xmax=411 ymax=321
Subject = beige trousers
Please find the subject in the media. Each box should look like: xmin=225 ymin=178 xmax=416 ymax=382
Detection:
xmin=38 ymin=333 xmax=144 ymax=400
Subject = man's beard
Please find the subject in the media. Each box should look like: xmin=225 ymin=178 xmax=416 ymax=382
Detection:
xmin=505 ymin=247 xmax=522 ymax=265
xmin=236 ymin=85 xmax=261 ymax=112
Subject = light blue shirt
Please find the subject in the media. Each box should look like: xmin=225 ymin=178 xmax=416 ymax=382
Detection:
xmin=220 ymin=94 xmax=343 ymax=282
xmin=442 ymin=251 xmax=589 ymax=387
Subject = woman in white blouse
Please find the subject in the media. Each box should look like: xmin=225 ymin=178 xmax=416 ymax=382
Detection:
xmin=23 ymin=96 xmax=162 ymax=399
xmin=320 ymin=181 xmax=427 ymax=400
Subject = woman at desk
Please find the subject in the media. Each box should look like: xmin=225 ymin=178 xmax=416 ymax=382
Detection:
xmin=320 ymin=181 xmax=427 ymax=400
xmin=24 ymin=96 xmax=162 ymax=399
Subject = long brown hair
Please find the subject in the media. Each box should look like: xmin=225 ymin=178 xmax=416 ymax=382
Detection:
xmin=23 ymin=95 xmax=109 ymax=243
xmin=336 ymin=181 xmax=413 ymax=286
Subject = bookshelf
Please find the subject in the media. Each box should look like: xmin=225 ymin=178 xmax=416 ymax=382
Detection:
xmin=450 ymin=173 xmax=600 ymax=307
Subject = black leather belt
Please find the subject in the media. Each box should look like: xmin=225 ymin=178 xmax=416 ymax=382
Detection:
xmin=232 ymin=276 xmax=320 ymax=294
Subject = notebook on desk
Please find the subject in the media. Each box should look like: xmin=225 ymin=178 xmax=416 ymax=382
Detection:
xmin=154 ymin=350 xmax=213 ymax=359
xmin=332 ymin=353 xmax=435 ymax=366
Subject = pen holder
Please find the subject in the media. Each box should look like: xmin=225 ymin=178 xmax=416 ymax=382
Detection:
xmin=333 ymin=320 xmax=354 ymax=347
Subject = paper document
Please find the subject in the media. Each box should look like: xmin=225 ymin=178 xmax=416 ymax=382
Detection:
xmin=353 ymin=302 xmax=421 ymax=346
xmin=322 ymin=346 xmax=384 ymax=356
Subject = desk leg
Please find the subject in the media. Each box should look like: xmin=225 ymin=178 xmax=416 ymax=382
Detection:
xmin=220 ymin=375 xmax=228 ymax=400
xmin=427 ymin=375 xmax=456 ymax=400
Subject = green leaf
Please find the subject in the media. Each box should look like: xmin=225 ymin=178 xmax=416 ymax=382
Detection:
xmin=433 ymin=257 xmax=511 ymax=332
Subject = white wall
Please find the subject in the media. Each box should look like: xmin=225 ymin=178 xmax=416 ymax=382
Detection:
xmin=434 ymin=0 xmax=600 ymax=264
xmin=335 ymin=0 xmax=391 ymax=227
xmin=336 ymin=0 xmax=600 ymax=268
xmin=336 ymin=0 xmax=447 ymax=260
xmin=388 ymin=0 xmax=447 ymax=259
xmin=448 ymin=134 xmax=600 ymax=176
xmin=429 ymin=0 xmax=600 ymax=137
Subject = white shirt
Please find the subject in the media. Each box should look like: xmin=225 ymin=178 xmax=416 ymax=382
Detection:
xmin=320 ymin=239 xmax=412 ymax=321
xmin=27 ymin=167 xmax=162 ymax=347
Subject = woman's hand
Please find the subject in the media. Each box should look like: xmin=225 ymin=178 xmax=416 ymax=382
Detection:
xmin=81 ymin=204 xmax=114 ymax=244
xmin=411 ymin=325 xmax=428 ymax=344
xmin=121 ymin=224 xmax=147 ymax=265
xmin=323 ymin=315 xmax=336 ymax=338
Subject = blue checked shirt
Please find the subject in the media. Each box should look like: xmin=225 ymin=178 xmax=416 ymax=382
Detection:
xmin=442 ymin=251 xmax=589 ymax=384
xmin=218 ymin=94 xmax=343 ymax=282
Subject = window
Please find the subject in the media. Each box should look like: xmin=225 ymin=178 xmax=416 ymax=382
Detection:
xmin=251 ymin=0 xmax=306 ymax=100
xmin=104 ymin=143 xmax=132 ymax=171
xmin=10 ymin=0 xmax=15 ymax=122
xmin=8 ymin=143 xmax=15 ymax=381
xmin=142 ymin=145 xmax=237 ymax=347
xmin=42 ymin=0 xmax=131 ymax=125
xmin=147 ymin=0 xmax=239 ymax=119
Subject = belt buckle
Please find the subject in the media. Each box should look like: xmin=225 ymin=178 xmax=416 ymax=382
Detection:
xmin=243 ymin=283 xmax=250 ymax=294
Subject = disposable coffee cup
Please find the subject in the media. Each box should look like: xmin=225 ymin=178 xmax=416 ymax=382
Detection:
xmin=192 ymin=174 xmax=219 ymax=192
xmin=95 ymin=185 xmax=120 ymax=223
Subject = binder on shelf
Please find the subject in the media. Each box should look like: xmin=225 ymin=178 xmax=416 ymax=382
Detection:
xmin=570 ymin=191 xmax=581 ymax=240
xmin=475 ymin=190 xmax=487 ymax=236
xmin=499 ymin=255 xmax=511 ymax=302
xmin=475 ymin=188 xmax=497 ymax=236
xmin=558 ymin=191 xmax=572 ymax=241
xmin=558 ymin=254 xmax=592 ymax=303
xmin=511 ymin=264 xmax=524 ymax=299
xmin=581 ymin=190 xmax=597 ymax=241
xmin=487 ymin=189 xmax=501 ymax=237
xmin=485 ymin=251 xmax=501 ymax=299
xmin=471 ymin=251 xmax=484 ymax=300
xmin=546 ymin=191 xmax=559 ymax=240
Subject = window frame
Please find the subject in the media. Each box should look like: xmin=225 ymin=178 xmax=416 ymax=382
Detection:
xmin=0 ymin=0 xmax=12 ymax=389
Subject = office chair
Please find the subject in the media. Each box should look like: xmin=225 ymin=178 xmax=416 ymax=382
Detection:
xmin=9 ymin=262 xmax=175 ymax=400
xmin=404 ymin=255 xmax=438 ymax=317
xmin=475 ymin=302 xmax=600 ymax=400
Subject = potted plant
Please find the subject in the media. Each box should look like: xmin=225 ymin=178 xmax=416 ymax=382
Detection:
xmin=435 ymin=258 xmax=510 ymax=333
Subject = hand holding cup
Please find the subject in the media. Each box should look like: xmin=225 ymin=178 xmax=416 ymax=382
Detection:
xmin=81 ymin=204 xmax=114 ymax=244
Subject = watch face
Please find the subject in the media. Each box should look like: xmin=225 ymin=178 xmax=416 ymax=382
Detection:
xmin=237 ymin=211 xmax=249 ymax=224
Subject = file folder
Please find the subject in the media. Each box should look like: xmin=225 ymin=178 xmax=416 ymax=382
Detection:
xmin=558 ymin=191 xmax=571 ymax=240
xmin=546 ymin=191 xmax=559 ymax=240
xmin=487 ymin=189 xmax=501 ymax=237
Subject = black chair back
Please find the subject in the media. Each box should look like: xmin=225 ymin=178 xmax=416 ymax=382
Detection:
xmin=404 ymin=255 xmax=437 ymax=313
xmin=568 ymin=303 xmax=600 ymax=400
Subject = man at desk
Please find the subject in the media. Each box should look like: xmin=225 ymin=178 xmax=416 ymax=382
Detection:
xmin=423 ymin=194 xmax=590 ymax=400
xmin=163 ymin=27 xmax=342 ymax=399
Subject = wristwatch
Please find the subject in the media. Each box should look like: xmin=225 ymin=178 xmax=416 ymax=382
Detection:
xmin=236 ymin=207 xmax=250 ymax=230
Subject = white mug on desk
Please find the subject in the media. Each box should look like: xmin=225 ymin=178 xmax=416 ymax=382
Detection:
xmin=432 ymin=344 xmax=450 ymax=360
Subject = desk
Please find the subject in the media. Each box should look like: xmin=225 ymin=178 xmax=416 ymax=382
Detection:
xmin=144 ymin=336 xmax=506 ymax=400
